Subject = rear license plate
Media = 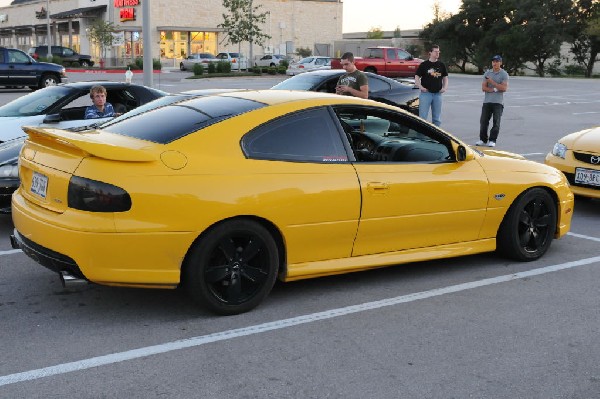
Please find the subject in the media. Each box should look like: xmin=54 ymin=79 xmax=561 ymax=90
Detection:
xmin=30 ymin=172 xmax=48 ymax=198
xmin=575 ymin=167 xmax=600 ymax=187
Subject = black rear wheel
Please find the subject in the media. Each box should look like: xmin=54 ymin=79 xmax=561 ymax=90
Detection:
xmin=497 ymin=188 xmax=557 ymax=261
xmin=184 ymin=219 xmax=279 ymax=315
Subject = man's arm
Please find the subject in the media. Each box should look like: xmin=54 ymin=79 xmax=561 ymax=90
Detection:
xmin=440 ymin=76 xmax=448 ymax=93
xmin=415 ymin=75 xmax=427 ymax=92
xmin=485 ymin=76 xmax=508 ymax=92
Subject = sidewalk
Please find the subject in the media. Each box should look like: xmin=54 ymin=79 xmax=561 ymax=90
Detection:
xmin=65 ymin=66 xmax=180 ymax=74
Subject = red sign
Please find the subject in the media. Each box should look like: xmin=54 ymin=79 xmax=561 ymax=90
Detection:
xmin=114 ymin=0 xmax=140 ymax=7
xmin=120 ymin=8 xmax=135 ymax=21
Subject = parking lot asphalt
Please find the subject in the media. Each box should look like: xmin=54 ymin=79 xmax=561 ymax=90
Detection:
xmin=0 ymin=73 xmax=599 ymax=398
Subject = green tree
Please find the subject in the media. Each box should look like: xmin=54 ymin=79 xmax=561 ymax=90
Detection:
xmin=393 ymin=26 xmax=401 ymax=38
xmin=367 ymin=27 xmax=384 ymax=39
xmin=87 ymin=20 xmax=115 ymax=65
xmin=218 ymin=0 xmax=270 ymax=65
xmin=568 ymin=0 xmax=600 ymax=77
xmin=295 ymin=47 xmax=312 ymax=58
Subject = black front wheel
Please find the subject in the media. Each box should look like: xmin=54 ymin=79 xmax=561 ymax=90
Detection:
xmin=497 ymin=188 xmax=557 ymax=261
xmin=39 ymin=74 xmax=59 ymax=89
xmin=184 ymin=219 xmax=279 ymax=315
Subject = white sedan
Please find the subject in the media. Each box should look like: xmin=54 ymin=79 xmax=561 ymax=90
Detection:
xmin=286 ymin=56 xmax=331 ymax=76
xmin=255 ymin=54 xmax=286 ymax=67
xmin=179 ymin=53 xmax=219 ymax=71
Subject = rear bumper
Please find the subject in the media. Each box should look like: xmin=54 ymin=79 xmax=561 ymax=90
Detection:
xmin=11 ymin=228 xmax=85 ymax=279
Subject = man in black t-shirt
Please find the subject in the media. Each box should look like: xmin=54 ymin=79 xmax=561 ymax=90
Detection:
xmin=335 ymin=52 xmax=369 ymax=99
xmin=415 ymin=44 xmax=448 ymax=126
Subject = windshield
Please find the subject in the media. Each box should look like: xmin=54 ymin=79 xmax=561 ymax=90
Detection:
xmin=298 ymin=57 xmax=314 ymax=64
xmin=0 ymin=86 xmax=73 ymax=117
xmin=271 ymin=74 xmax=327 ymax=91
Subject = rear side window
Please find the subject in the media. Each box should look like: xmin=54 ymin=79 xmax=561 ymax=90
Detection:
xmin=242 ymin=107 xmax=348 ymax=163
xmin=101 ymin=96 xmax=265 ymax=143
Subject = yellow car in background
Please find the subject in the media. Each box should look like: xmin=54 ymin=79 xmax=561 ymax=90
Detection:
xmin=545 ymin=126 xmax=600 ymax=199
xmin=11 ymin=91 xmax=574 ymax=315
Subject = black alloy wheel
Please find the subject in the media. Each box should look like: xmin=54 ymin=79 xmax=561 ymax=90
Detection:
xmin=184 ymin=219 xmax=279 ymax=315
xmin=497 ymin=188 xmax=557 ymax=261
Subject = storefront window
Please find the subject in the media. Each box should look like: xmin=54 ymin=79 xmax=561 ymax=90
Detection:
xmin=160 ymin=30 xmax=217 ymax=59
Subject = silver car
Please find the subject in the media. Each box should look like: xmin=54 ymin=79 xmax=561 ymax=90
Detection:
xmin=179 ymin=53 xmax=219 ymax=71
xmin=286 ymin=56 xmax=331 ymax=76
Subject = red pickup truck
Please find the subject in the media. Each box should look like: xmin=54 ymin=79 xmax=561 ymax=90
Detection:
xmin=331 ymin=47 xmax=423 ymax=78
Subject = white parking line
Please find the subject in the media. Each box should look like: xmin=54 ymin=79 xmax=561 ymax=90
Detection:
xmin=0 ymin=249 xmax=21 ymax=256
xmin=567 ymin=232 xmax=600 ymax=242
xmin=1 ymin=254 xmax=599 ymax=387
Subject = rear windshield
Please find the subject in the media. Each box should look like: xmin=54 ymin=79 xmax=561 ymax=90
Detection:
xmin=100 ymin=96 xmax=266 ymax=143
xmin=271 ymin=74 xmax=327 ymax=91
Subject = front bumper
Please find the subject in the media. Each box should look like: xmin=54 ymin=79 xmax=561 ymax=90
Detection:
xmin=545 ymin=154 xmax=600 ymax=199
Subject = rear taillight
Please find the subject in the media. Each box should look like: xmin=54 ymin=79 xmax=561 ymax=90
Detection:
xmin=68 ymin=176 xmax=131 ymax=212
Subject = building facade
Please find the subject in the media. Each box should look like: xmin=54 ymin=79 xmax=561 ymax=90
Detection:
xmin=0 ymin=0 xmax=343 ymax=66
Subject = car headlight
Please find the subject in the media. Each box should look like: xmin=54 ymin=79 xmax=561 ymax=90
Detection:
xmin=0 ymin=161 xmax=19 ymax=179
xmin=551 ymin=143 xmax=567 ymax=159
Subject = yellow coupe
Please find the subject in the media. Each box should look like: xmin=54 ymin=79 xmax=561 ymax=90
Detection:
xmin=11 ymin=91 xmax=574 ymax=315
xmin=545 ymin=126 xmax=600 ymax=199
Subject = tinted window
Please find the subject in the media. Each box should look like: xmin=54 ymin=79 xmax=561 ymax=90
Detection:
xmin=0 ymin=86 xmax=73 ymax=117
xmin=386 ymin=49 xmax=397 ymax=60
xmin=365 ymin=48 xmax=384 ymax=59
xmin=271 ymin=73 xmax=330 ymax=91
xmin=101 ymin=96 xmax=266 ymax=143
xmin=243 ymin=107 xmax=348 ymax=163
xmin=367 ymin=76 xmax=390 ymax=93
xmin=398 ymin=49 xmax=411 ymax=60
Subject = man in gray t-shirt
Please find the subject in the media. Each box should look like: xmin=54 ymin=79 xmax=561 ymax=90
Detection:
xmin=476 ymin=55 xmax=509 ymax=147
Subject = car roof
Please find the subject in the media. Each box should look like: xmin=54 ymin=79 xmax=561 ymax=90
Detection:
xmin=202 ymin=89 xmax=385 ymax=108
xmin=57 ymin=81 xmax=149 ymax=90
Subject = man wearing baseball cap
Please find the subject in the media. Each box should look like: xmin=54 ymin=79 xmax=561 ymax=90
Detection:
xmin=476 ymin=55 xmax=509 ymax=147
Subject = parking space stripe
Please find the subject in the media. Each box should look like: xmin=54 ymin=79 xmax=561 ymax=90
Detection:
xmin=567 ymin=232 xmax=600 ymax=242
xmin=0 ymin=249 xmax=21 ymax=256
xmin=1 ymin=254 xmax=600 ymax=387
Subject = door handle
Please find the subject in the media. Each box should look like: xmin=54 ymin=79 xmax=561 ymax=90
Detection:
xmin=367 ymin=182 xmax=389 ymax=193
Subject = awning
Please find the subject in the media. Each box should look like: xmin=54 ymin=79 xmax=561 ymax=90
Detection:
xmin=50 ymin=5 xmax=107 ymax=20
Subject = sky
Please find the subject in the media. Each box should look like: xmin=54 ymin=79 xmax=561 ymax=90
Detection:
xmin=342 ymin=0 xmax=462 ymax=33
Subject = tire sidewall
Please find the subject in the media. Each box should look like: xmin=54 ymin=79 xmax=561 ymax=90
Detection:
xmin=184 ymin=219 xmax=279 ymax=315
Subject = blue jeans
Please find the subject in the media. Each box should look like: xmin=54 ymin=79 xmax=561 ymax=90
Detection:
xmin=419 ymin=91 xmax=443 ymax=126
xmin=479 ymin=103 xmax=504 ymax=142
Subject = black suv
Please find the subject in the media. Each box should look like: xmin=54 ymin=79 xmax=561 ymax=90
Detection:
xmin=28 ymin=46 xmax=94 ymax=67
xmin=0 ymin=47 xmax=68 ymax=90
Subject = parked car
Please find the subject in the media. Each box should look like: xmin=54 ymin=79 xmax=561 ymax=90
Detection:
xmin=545 ymin=126 xmax=600 ymax=199
xmin=286 ymin=56 xmax=331 ymax=75
xmin=10 ymin=90 xmax=573 ymax=315
xmin=0 ymin=81 xmax=168 ymax=213
xmin=179 ymin=53 xmax=219 ymax=71
xmin=271 ymin=69 xmax=419 ymax=114
xmin=28 ymin=46 xmax=94 ymax=67
xmin=331 ymin=47 xmax=423 ymax=78
xmin=0 ymin=47 xmax=68 ymax=90
xmin=215 ymin=52 xmax=248 ymax=70
xmin=255 ymin=54 xmax=286 ymax=67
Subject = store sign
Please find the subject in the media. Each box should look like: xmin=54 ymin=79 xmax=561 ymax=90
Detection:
xmin=114 ymin=0 xmax=140 ymax=6
xmin=111 ymin=31 xmax=125 ymax=46
xmin=120 ymin=8 xmax=135 ymax=22
xmin=0 ymin=14 xmax=8 ymax=23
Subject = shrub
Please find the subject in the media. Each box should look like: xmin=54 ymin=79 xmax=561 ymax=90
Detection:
xmin=563 ymin=64 xmax=586 ymax=76
xmin=193 ymin=63 xmax=204 ymax=76
xmin=252 ymin=66 xmax=262 ymax=75
xmin=130 ymin=57 xmax=161 ymax=70
xmin=277 ymin=66 xmax=287 ymax=74
xmin=216 ymin=60 xmax=231 ymax=73
xmin=280 ymin=59 xmax=289 ymax=68
xmin=267 ymin=66 xmax=278 ymax=75
xmin=207 ymin=62 xmax=216 ymax=73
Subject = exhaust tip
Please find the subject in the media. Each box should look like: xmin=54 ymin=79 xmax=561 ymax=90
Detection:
xmin=59 ymin=271 xmax=87 ymax=288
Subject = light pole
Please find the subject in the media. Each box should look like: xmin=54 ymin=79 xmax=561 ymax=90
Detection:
xmin=46 ymin=0 xmax=52 ymax=61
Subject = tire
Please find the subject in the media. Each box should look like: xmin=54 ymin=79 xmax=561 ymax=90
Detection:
xmin=184 ymin=219 xmax=279 ymax=315
xmin=80 ymin=60 xmax=91 ymax=67
xmin=364 ymin=66 xmax=377 ymax=74
xmin=39 ymin=74 xmax=59 ymax=89
xmin=496 ymin=188 xmax=557 ymax=261
xmin=180 ymin=62 xmax=186 ymax=71
xmin=270 ymin=63 xmax=276 ymax=67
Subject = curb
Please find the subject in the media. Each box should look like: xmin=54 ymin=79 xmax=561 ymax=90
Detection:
xmin=65 ymin=69 xmax=175 ymax=74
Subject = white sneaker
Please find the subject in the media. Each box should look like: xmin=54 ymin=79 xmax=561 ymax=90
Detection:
xmin=475 ymin=140 xmax=486 ymax=146
xmin=488 ymin=141 xmax=496 ymax=147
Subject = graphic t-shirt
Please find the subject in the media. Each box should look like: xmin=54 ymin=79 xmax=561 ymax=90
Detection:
xmin=416 ymin=60 xmax=448 ymax=93
xmin=337 ymin=70 xmax=368 ymax=95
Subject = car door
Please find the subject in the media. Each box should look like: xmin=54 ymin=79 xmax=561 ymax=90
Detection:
xmin=0 ymin=50 xmax=9 ymax=85
xmin=397 ymin=49 xmax=420 ymax=77
xmin=6 ymin=49 xmax=38 ymax=86
xmin=335 ymin=106 xmax=490 ymax=256
xmin=384 ymin=48 xmax=402 ymax=77
xmin=242 ymin=106 xmax=361 ymax=265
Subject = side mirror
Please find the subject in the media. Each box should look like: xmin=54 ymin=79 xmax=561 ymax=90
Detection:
xmin=456 ymin=145 xmax=474 ymax=162
xmin=43 ymin=114 xmax=62 ymax=123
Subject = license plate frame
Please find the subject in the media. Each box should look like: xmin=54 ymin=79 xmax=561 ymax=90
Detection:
xmin=575 ymin=167 xmax=600 ymax=187
xmin=30 ymin=171 xmax=48 ymax=198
